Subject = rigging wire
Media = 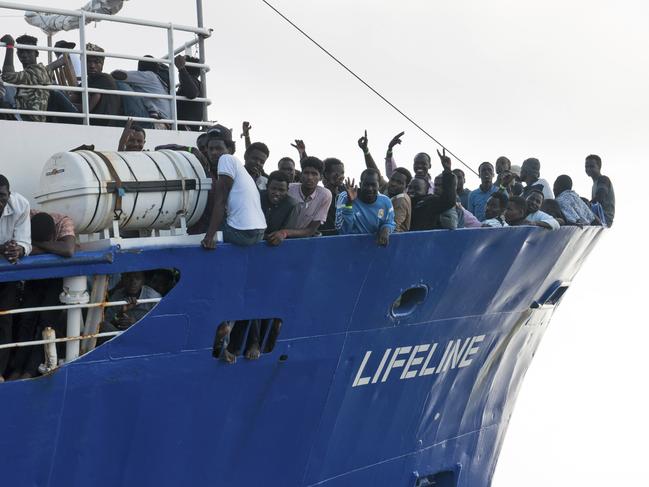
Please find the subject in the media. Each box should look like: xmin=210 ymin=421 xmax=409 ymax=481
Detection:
xmin=260 ymin=0 xmax=478 ymax=176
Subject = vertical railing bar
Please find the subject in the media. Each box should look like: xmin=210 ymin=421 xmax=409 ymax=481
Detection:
xmin=196 ymin=0 xmax=208 ymax=124
xmin=167 ymin=24 xmax=178 ymax=131
xmin=47 ymin=34 xmax=53 ymax=64
xmin=79 ymin=12 xmax=90 ymax=126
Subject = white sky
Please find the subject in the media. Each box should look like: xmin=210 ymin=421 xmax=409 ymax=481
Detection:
xmin=3 ymin=0 xmax=648 ymax=485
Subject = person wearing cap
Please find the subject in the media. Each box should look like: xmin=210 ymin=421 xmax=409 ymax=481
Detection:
xmin=0 ymin=34 xmax=52 ymax=122
xmin=69 ymin=43 xmax=122 ymax=126
xmin=201 ymin=125 xmax=266 ymax=248
xmin=520 ymin=157 xmax=554 ymax=200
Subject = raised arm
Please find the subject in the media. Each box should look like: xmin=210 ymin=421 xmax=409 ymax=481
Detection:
xmin=0 ymin=35 xmax=16 ymax=79
xmin=290 ymin=139 xmax=307 ymax=162
xmin=174 ymin=55 xmax=199 ymax=99
xmin=384 ymin=131 xmax=404 ymax=178
xmin=358 ymin=130 xmax=387 ymax=189
xmin=118 ymin=118 xmax=134 ymax=151
xmin=241 ymin=121 xmax=252 ymax=150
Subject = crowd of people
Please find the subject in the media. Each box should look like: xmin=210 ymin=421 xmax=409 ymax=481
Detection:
xmin=0 ymin=35 xmax=616 ymax=372
xmin=0 ymin=34 xmax=204 ymax=129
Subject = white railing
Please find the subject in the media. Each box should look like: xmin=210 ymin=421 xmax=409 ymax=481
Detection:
xmin=0 ymin=1 xmax=212 ymax=130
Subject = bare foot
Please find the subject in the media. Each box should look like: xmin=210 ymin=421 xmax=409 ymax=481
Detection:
xmin=0 ymin=376 xmax=4 ymax=383
xmin=245 ymin=343 xmax=260 ymax=360
xmin=20 ymin=372 xmax=33 ymax=380
xmin=222 ymin=349 xmax=237 ymax=364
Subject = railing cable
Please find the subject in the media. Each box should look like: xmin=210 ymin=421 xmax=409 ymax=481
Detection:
xmin=260 ymin=0 xmax=478 ymax=176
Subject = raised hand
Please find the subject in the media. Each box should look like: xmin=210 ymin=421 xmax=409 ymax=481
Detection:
xmin=436 ymin=147 xmax=451 ymax=171
xmin=344 ymin=177 xmax=358 ymax=203
xmin=241 ymin=121 xmax=252 ymax=139
xmin=388 ymin=131 xmax=404 ymax=151
xmin=1 ymin=34 xmax=15 ymax=46
xmin=358 ymin=130 xmax=369 ymax=152
xmin=174 ymin=55 xmax=186 ymax=70
xmin=291 ymin=139 xmax=306 ymax=158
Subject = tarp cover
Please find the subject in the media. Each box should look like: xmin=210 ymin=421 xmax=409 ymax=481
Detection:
xmin=24 ymin=0 xmax=127 ymax=36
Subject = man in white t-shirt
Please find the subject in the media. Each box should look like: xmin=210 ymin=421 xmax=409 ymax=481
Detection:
xmin=201 ymin=136 xmax=266 ymax=249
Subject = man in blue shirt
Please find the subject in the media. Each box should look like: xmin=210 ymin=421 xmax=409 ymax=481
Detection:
xmin=335 ymin=168 xmax=395 ymax=246
xmin=468 ymin=162 xmax=510 ymax=221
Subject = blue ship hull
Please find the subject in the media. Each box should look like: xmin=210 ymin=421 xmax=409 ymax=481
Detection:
xmin=0 ymin=227 xmax=603 ymax=486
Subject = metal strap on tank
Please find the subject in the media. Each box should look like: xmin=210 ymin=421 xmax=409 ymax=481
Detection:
xmin=175 ymin=150 xmax=204 ymax=223
xmin=71 ymin=149 xmax=102 ymax=233
xmin=142 ymin=151 xmax=170 ymax=227
xmin=113 ymin=152 xmax=140 ymax=228
xmin=159 ymin=150 xmax=190 ymax=223
xmin=92 ymin=151 xmax=125 ymax=220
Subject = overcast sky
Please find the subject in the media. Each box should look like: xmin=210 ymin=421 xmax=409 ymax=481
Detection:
xmin=4 ymin=1 xmax=647 ymax=485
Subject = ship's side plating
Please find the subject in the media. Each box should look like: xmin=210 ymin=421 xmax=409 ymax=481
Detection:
xmin=0 ymin=226 xmax=602 ymax=486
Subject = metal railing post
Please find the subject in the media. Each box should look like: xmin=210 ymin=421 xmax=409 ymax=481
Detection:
xmin=167 ymin=25 xmax=178 ymax=131
xmin=79 ymin=12 xmax=90 ymax=125
xmin=60 ymin=276 xmax=89 ymax=363
xmin=196 ymin=0 xmax=208 ymax=123
xmin=47 ymin=34 xmax=53 ymax=64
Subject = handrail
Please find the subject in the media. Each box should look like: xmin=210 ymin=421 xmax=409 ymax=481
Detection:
xmin=1 ymin=82 xmax=211 ymax=103
xmin=0 ymin=42 xmax=210 ymax=71
xmin=0 ymin=1 xmax=212 ymax=130
xmin=0 ymin=1 xmax=211 ymax=36
xmin=0 ymin=108 xmax=208 ymax=126
xmin=0 ymin=331 xmax=121 ymax=350
xmin=0 ymin=298 xmax=162 ymax=317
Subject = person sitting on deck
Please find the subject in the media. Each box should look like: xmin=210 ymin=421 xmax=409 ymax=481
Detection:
xmin=482 ymin=192 xmax=509 ymax=228
xmin=117 ymin=118 xmax=146 ymax=151
xmin=102 ymin=272 xmax=161 ymax=332
xmin=111 ymin=56 xmax=172 ymax=123
xmin=201 ymin=132 xmax=266 ymax=249
xmin=553 ymin=175 xmax=597 ymax=226
xmin=585 ymin=154 xmax=615 ymax=227
xmin=282 ymin=157 xmax=332 ymax=239
xmin=244 ymin=142 xmax=270 ymax=190
xmin=525 ymin=190 xmax=560 ymax=230
xmin=504 ymin=196 xmax=530 ymax=227
xmin=70 ymin=43 xmax=122 ymax=127
xmin=520 ymin=157 xmax=554 ymax=200
xmin=335 ymin=169 xmax=395 ymax=246
xmin=277 ymin=157 xmax=301 ymax=183
xmin=468 ymin=162 xmax=505 ymax=222
xmin=9 ymin=211 xmax=75 ymax=380
xmin=261 ymin=171 xmax=299 ymax=245
xmin=0 ymin=174 xmax=31 ymax=383
xmin=1 ymin=34 xmax=52 ymax=122
xmin=408 ymin=149 xmax=456 ymax=231
xmin=320 ymin=158 xmax=346 ymax=236
xmin=175 ymin=55 xmax=203 ymax=131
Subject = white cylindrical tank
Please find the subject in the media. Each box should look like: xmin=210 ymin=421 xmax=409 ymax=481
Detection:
xmin=35 ymin=150 xmax=212 ymax=234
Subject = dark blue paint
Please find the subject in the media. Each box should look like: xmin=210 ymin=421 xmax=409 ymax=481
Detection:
xmin=0 ymin=227 xmax=603 ymax=486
